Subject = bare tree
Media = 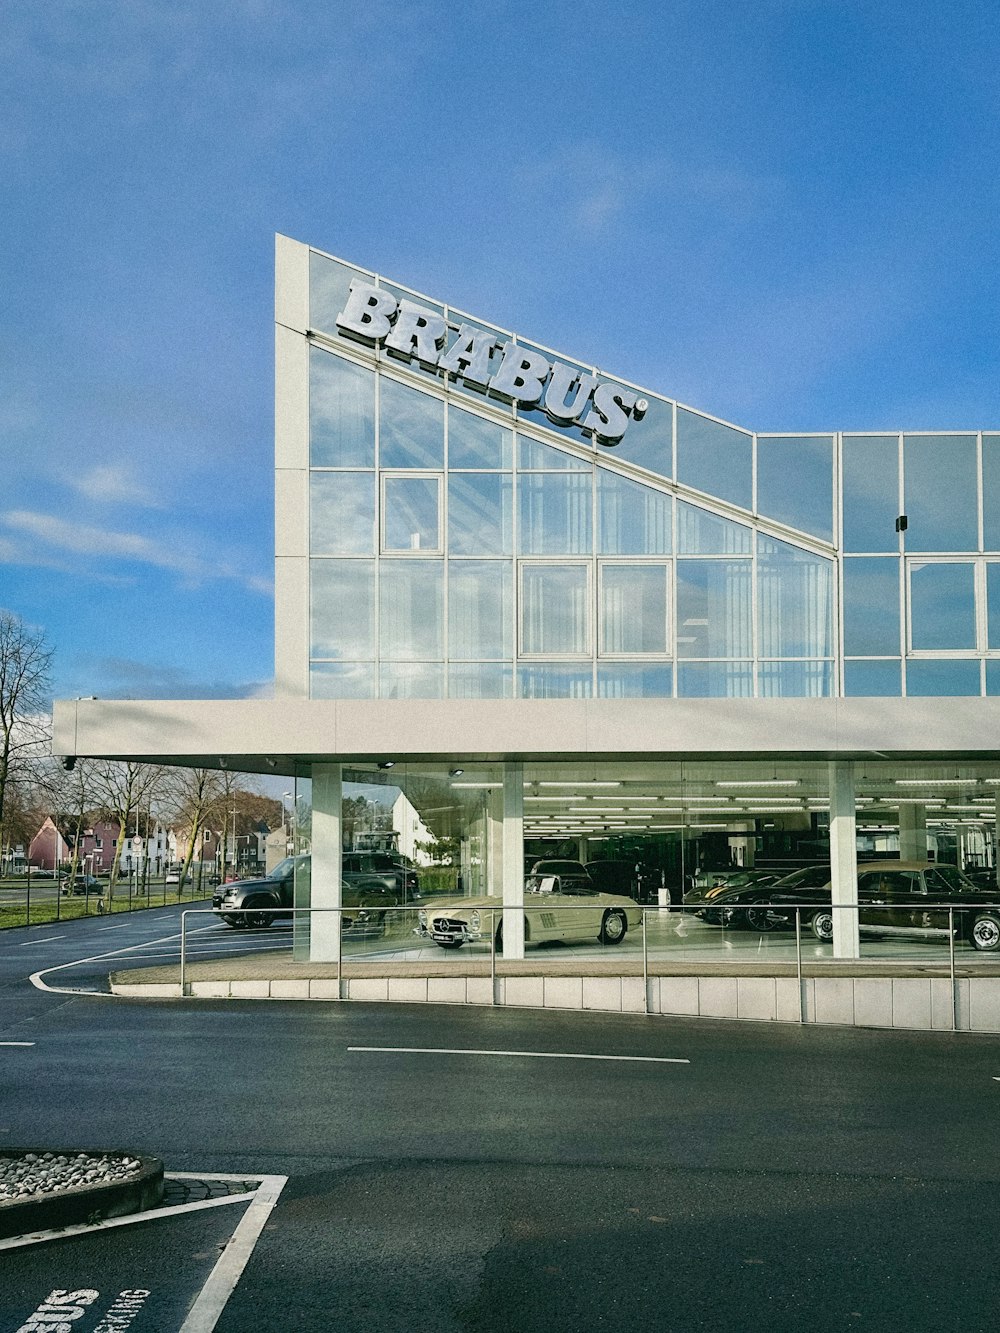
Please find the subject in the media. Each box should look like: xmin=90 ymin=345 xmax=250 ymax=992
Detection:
xmin=0 ymin=612 xmax=53 ymax=870
xmin=92 ymin=761 xmax=168 ymax=900
xmin=164 ymin=767 xmax=229 ymax=894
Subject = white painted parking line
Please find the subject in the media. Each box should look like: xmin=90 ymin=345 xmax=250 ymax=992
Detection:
xmin=349 ymin=1046 xmax=690 ymax=1064
xmin=98 ymin=923 xmax=134 ymax=931
xmin=29 ymin=923 xmax=220 ymax=996
xmin=0 ymin=1041 xmax=35 ymax=1047
xmin=16 ymin=935 xmax=66 ymax=946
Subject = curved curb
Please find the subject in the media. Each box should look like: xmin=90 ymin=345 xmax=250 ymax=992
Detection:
xmin=0 ymin=1149 xmax=163 ymax=1239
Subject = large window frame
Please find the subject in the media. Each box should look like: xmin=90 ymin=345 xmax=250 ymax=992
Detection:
xmin=380 ymin=471 xmax=444 ymax=555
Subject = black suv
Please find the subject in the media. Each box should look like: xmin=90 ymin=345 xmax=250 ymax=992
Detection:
xmin=342 ymin=851 xmax=420 ymax=901
xmin=212 ymin=855 xmax=397 ymax=931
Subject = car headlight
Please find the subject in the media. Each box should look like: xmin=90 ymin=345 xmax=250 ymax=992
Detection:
xmin=470 ymin=911 xmax=481 ymax=930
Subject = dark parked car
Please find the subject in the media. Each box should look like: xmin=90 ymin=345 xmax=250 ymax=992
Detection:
xmin=60 ymin=874 xmax=101 ymax=896
xmin=766 ymin=860 xmax=1000 ymax=950
xmin=213 ymin=855 xmax=398 ymax=931
xmin=716 ymin=865 xmax=833 ymax=931
xmin=342 ymin=851 xmax=421 ymax=901
xmin=684 ymin=869 xmax=785 ymax=923
xmin=524 ymin=859 xmax=594 ymax=893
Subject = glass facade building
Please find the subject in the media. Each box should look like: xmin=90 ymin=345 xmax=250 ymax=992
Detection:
xmin=295 ymin=246 xmax=1000 ymax=705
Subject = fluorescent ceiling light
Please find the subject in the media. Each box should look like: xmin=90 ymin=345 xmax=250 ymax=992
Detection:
xmin=715 ymin=779 xmax=801 ymax=788
xmin=450 ymin=782 xmax=500 ymax=789
xmin=537 ymin=781 xmax=622 ymax=788
xmin=894 ymin=778 xmax=982 ymax=786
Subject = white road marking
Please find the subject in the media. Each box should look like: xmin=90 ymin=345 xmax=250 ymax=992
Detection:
xmin=349 ymin=1046 xmax=690 ymax=1064
xmin=29 ymin=923 xmax=220 ymax=996
xmin=16 ymin=934 xmax=66 ymax=946
xmin=98 ymin=923 xmax=134 ymax=931
xmin=178 ymin=1173 xmax=286 ymax=1333
xmin=0 ymin=1041 xmax=35 ymax=1047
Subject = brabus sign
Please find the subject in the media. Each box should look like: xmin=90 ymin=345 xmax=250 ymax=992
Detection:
xmin=334 ymin=280 xmax=647 ymax=445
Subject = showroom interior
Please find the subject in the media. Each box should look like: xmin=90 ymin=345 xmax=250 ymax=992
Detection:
xmin=51 ymin=234 xmax=1000 ymax=966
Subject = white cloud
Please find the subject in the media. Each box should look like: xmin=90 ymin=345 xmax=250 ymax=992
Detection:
xmin=69 ymin=464 xmax=158 ymax=507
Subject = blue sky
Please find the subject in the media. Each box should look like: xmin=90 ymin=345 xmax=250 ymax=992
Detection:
xmin=3 ymin=0 xmax=999 ymax=703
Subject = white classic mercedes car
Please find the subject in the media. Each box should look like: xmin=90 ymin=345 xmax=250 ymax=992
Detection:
xmin=416 ymin=876 xmax=642 ymax=951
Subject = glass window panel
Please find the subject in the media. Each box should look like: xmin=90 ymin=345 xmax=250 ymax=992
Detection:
xmin=759 ymin=661 xmax=833 ymax=697
xmin=448 ymin=473 xmax=513 ymax=556
xmin=985 ymin=661 xmax=1000 ymax=695
xmin=448 ymin=405 xmax=512 ymax=469
xmin=383 ymin=476 xmax=440 ymax=552
xmin=903 ymin=435 xmax=978 ymax=551
xmin=606 ymin=392 xmax=673 ymax=481
xmin=756 ymin=436 xmax=833 ymax=541
xmin=985 ymin=436 xmax=1000 ymax=551
xmin=597 ymin=663 xmax=673 ymax=698
xmin=309 ymin=251 xmax=368 ymax=338
xmin=521 ymin=564 xmax=589 ymax=655
xmin=600 ymin=565 xmax=669 ymax=655
xmin=380 ymin=560 xmax=444 ymax=659
xmin=310 ymin=560 xmax=374 ymax=659
xmin=310 ymin=663 xmax=374 ymax=699
xmin=675 ymin=559 xmax=752 ymax=659
xmin=379 ymin=377 xmax=444 ymax=468
xmin=449 ymin=663 xmax=513 ymax=698
xmin=757 ymin=539 xmax=834 ymax=658
xmin=449 ymin=561 xmax=513 ymax=658
xmin=676 ymin=408 xmax=752 ymax=509
xmin=310 ymin=349 xmax=375 ymax=468
xmin=843 ymin=557 xmax=900 ymax=656
xmin=676 ymin=502 xmax=751 ymax=554
xmin=842 ymin=435 xmax=899 ymax=553
xmin=518 ymin=436 xmax=591 ymax=469
xmin=310 ymin=473 xmax=375 ymax=556
xmin=906 ymin=659 xmax=981 ymax=697
xmin=909 ymin=562 xmax=976 ymax=651
xmin=676 ymin=662 xmax=753 ymax=697
xmin=379 ymin=662 xmax=445 ymax=699
xmin=518 ymin=664 xmax=593 ymax=698
xmin=517 ymin=473 xmax=593 ymax=554
xmin=989 ymin=563 xmax=1000 ymax=649
xmin=844 ymin=660 xmax=902 ymax=697
xmin=597 ymin=470 xmax=671 ymax=554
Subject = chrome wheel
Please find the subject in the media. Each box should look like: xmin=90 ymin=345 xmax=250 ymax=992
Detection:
xmin=971 ymin=914 xmax=1000 ymax=951
xmin=600 ymin=909 xmax=627 ymax=945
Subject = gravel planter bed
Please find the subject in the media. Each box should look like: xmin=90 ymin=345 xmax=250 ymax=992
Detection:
xmin=0 ymin=1149 xmax=163 ymax=1239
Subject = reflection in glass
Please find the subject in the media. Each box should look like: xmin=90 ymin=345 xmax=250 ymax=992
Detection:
xmin=518 ymin=473 xmax=592 ymax=554
xmin=986 ymin=661 xmax=1000 ymax=695
xmin=384 ymin=476 xmax=440 ymax=551
xmin=310 ymin=560 xmax=374 ymax=658
xmin=988 ymin=563 xmax=1000 ymax=649
xmin=448 ymin=474 xmax=513 ymax=556
xmin=448 ymin=406 xmax=512 ymax=469
xmin=309 ymin=251 xmax=367 ymax=337
xmin=759 ymin=661 xmax=833 ymax=697
xmin=904 ymin=435 xmax=978 ymax=551
xmin=756 ymin=436 xmax=833 ymax=541
xmin=518 ymin=437 xmax=591 ymax=469
xmin=310 ymin=473 xmax=375 ymax=556
xmin=379 ymin=662 xmax=445 ymax=698
xmin=843 ymin=660 xmax=902 ymax=697
xmin=906 ymin=659 xmax=981 ymax=697
xmin=380 ymin=560 xmax=444 ymax=659
xmin=597 ymin=470 xmax=671 ymax=554
xmin=449 ymin=663 xmax=514 ymax=698
xmin=605 ymin=392 xmax=673 ymax=481
xmin=676 ymin=662 xmax=753 ymax=697
xmin=675 ymin=560 xmax=751 ymax=658
xmin=843 ymin=557 xmax=900 ymax=655
xmin=909 ymin=562 xmax=976 ymax=651
xmin=757 ymin=539 xmax=833 ymax=658
xmin=310 ymin=663 xmax=375 ymax=699
xmin=449 ymin=561 xmax=512 ymax=658
xmin=310 ymin=350 xmax=375 ymax=467
xmin=521 ymin=564 xmax=589 ymax=655
xmin=984 ymin=436 xmax=1000 ymax=550
xmin=600 ymin=565 xmax=669 ymax=654
xmin=676 ymin=408 xmax=752 ymax=509
xmin=518 ymin=663 xmax=593 ymax=698
xmin=379 ymin=377 xmax=444 ymax=468
xmin=676 ymin=502 xmax=751 ymax=554
xmin=597 ymin=663 xmax=673 ymax=697
xmin=842 ymin=435 xmax=899 ymax=552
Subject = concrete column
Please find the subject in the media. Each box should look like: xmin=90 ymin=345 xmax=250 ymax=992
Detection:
xmin=829 ymin=760 xmax=859 ymax=959
xmin=310 ymin=763 xmax=342 ymax=963
xmin=501 ymin=761 xmax=525 ymax=959
xmin=899 ymin=804 xmax=927 ymax=861
xmin=488 ymin=788 xmax=504 ymax=897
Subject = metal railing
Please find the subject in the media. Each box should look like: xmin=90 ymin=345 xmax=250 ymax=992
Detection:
xmin=177 ymin=898 xmax=1000 ymax=1030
